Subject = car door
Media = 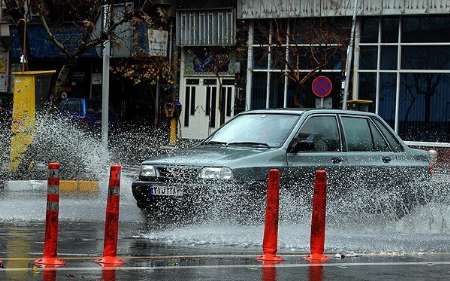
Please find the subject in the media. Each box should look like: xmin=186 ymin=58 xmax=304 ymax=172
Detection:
xmin=338 ymin=115 xmax=398 ymax=198
xmin=285 ymin=114 xmax=346 ymax=198
xmin=370 ymin=116 xmax=427 ymax=186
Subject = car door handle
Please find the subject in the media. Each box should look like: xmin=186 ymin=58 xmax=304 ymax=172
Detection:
xmin=382 ymin=156 xmax=392 ymax=163
xmin=331 ymin=157 xmax=343 ymax=164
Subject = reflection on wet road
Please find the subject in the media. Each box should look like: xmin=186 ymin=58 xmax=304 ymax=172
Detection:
xmin=2 ymin=172 xmax=450 ymax=280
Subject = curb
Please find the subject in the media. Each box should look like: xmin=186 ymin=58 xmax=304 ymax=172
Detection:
xmin=3 ymin=180 xmax=100 ymax=193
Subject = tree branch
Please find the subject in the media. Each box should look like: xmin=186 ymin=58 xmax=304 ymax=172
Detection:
xmin=39 ymin=14 xmax=75 ymax=60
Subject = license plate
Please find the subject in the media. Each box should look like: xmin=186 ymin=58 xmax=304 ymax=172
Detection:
xmin=150 ymin=185 xmax=183 ymax=197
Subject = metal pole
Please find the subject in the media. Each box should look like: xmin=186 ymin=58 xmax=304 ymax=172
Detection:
xmin=101 ymin=4 xmax=111 ymax=147
xmin=155 ymin=78 xmax=160 ymax=127
xmin=342 ymin=0 xmax=359 ymax=110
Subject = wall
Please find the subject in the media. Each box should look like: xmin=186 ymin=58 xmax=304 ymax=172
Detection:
xmin=238 ymin=0 xmax=450 ymax=19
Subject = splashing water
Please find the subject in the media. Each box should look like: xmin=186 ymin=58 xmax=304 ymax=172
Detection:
xmin=5 ymin=112 xmax=110 ymax=180
xmin=2 ymin=112 xmax=450 ymax=255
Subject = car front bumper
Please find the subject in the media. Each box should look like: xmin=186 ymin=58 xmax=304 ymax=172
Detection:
xmin=131 ymin=180 xmax=264 ymax=204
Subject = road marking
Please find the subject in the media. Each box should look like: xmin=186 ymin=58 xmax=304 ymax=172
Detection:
xmin=1 ymin=253 xmax=309 ymax=261
xmin=1 ymin=261 xmax=450 ymax=272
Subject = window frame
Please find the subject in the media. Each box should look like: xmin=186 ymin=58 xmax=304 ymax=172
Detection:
xmin=371 ymin=116 xmax=405 ymax=152
xmin=290 ymin=113 xmax=343 ymax=153
xmin=368 ymin=118 xmax=391 ymax=152
xmin=339 ymin=114 xmax=383 ymax=153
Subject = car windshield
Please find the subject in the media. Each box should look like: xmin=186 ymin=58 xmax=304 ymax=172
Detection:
xmin=205 ymin=113 xmax=300 ymax=147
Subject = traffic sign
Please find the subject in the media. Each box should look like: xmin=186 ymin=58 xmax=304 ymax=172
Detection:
xmin=312 ymin=76 xmax=333 ymax=98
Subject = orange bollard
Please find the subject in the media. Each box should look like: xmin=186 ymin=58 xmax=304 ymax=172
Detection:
xmin=261 ymin=261 xmax=277 ymax=281
xmin=102 ymin=268 xmax=117 ymax=281
xmin=309 ymin=264 xmax=324 ymax=281
xmin=306 ymin=169 xmax=328 ymax=262
xmin=42 ymin=269 xmax=56 ymax=281
xmin=34 ymin=162 xmax=65 ymax=267
xmin=257 ymin=169 xmax=283 ymax=262
xmin=96 ymin=164 xmax=125 ymax=266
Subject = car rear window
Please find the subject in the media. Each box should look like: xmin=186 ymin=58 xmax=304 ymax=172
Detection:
xmin=341 ymin=117 xmax=373 ymax=152
xmin=371 ymin=117 xmax=404 ymax=152
xmin=369 ymin=120 xmax=390 ymax=151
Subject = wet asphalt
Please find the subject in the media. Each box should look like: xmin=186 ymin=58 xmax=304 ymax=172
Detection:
xmin=2 ymin=174 xmax=450 ymax=280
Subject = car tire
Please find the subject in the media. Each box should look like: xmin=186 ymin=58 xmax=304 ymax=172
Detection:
xmin=233 ymin=183 xmax=266 ymax=225
xmin=136 ymin=200 xmax=148 ymax=209
xmin=395 ymin=179 xmax=432 ymax=219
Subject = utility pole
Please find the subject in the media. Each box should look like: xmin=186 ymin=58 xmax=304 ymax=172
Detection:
xmin=101 ymin=3 xmax=111 ymax=147
xmin=342 ymin=0 xmax=358 ymax=110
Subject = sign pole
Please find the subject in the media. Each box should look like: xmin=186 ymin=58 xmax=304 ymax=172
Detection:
xmin=101 ymin=4 xmax=111 ymax=148
xmin=320 ymin=98 xmax=324 ymax=108
xmin=342 ymin=0 xmax=359 ymax=110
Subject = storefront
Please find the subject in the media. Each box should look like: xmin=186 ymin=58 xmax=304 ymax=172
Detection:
xmin=239 ymin=0 xmax=450 ymax=145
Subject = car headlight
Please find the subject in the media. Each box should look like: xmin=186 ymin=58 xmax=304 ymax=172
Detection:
xmin=199 ymin=167 xmax=233 ymax=180
xmin=140 ymin=165 xmax=157 ymax=177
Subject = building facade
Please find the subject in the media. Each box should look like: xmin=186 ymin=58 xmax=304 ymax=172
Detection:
xmin=177 ymin=0 xmax=450 ymax=146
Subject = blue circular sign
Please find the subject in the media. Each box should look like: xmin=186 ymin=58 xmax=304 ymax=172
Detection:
xmin=312 ymin=76 xmax=333 ymax=98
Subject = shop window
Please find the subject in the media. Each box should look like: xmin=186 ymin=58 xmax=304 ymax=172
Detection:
xmin=402 ymin=16 xmax=450 ymax=43
xmin=399 ymin=74 xmax=450 ymax=142
xmin=358 ymin=73 xmax=376 ymax=113
xmin=184 ymin=87 xmax=190 ymax=127
xmin=359 ymin=47 xmax=378 ymax=70
xmin=206 ymin=87 xmax=211 ymax=116
xmin=360 ymin=17 xmax=379 ymax=43
xmin=288 ymin=47 xmax=312 ymax=70
xmin=381 ymin=17 xmax=399 ymax=43
xmin=271 ymin=20 xmax=288 ymax=45
xmin=253 ymin=47 xmax=269 ymax=69
xmin=286 ymin=78 xmax=315 ymax=109
xmin=210 ymin=87 xmax=217 ymax=127
xmin=190 ymin=87 xmax=196 ymax=115
xmin=287 ymin=75 xmax=343 ymax=109
xmin=289 ymin=47 xmax=343 ymax=71
xmin=251 ymin=72 xmax=268 ymax=110
xmin=378 ymin=74 xmax=396 ymax=129
xmin=401 ymin=46 xmax=450 ymax=70
xmin=254 ymin=21 xmax=270 ymax=45
xmin=270 ymin=47 xmax=287 ymax=69
xmin=269 ymin=73 xmax=285 ymax=108
xmin=226 ymin=88 xmax=232 ymax=117
xmin=380 ymin=47 xmax=397 ymax=70
xmin=290 ymin=18 xmax=350 ymax=45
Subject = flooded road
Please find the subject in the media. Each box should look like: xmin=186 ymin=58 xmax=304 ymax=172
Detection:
xmin=2 ymin=170 xmax=450 ymax=280
xmin=2 ymin=171 xmax=450 ymax=254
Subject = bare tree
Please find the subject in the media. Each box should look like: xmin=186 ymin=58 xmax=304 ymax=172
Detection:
xmin=3 ymin=0 xmax=167 ymax=103
xmin=254 ymin=18 xmax=350 ymax=107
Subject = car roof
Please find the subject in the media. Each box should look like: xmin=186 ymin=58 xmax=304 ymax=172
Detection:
xmin=242 ymin=108 xmax=378 ymax=117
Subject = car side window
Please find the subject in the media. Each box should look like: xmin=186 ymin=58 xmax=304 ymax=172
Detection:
xmin=369 ymin=120 xmax=390 ymax=151
xmin=341 ymin=117 xmax=373 ymax=152
xmin=371 ymin=118 xmax=404 ymax=152
xmin=294 ymin=116 xmax=340 ymax=152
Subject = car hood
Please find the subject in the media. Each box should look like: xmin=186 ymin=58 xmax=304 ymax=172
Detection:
xmin=142 ymin=146 xmax=275 ymax=167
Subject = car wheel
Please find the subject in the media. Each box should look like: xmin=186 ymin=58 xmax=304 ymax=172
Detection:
xmin=394 ymin=180 xmax=432 ymax=219
xmin=136 ymin=200 xmax=148 ymax=209
xmin=141 ymin=199 xmax=191 ymax=224
xmin=233 ymin=184 xmax=265 ymax=225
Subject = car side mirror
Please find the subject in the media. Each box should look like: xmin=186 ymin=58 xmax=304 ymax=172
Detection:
xmin=289 ymin=138 xmax=315 ymax=153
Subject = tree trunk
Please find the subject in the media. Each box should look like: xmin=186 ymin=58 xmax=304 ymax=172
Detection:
xmin=53 ymin=64 xmax=73 ymax=104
